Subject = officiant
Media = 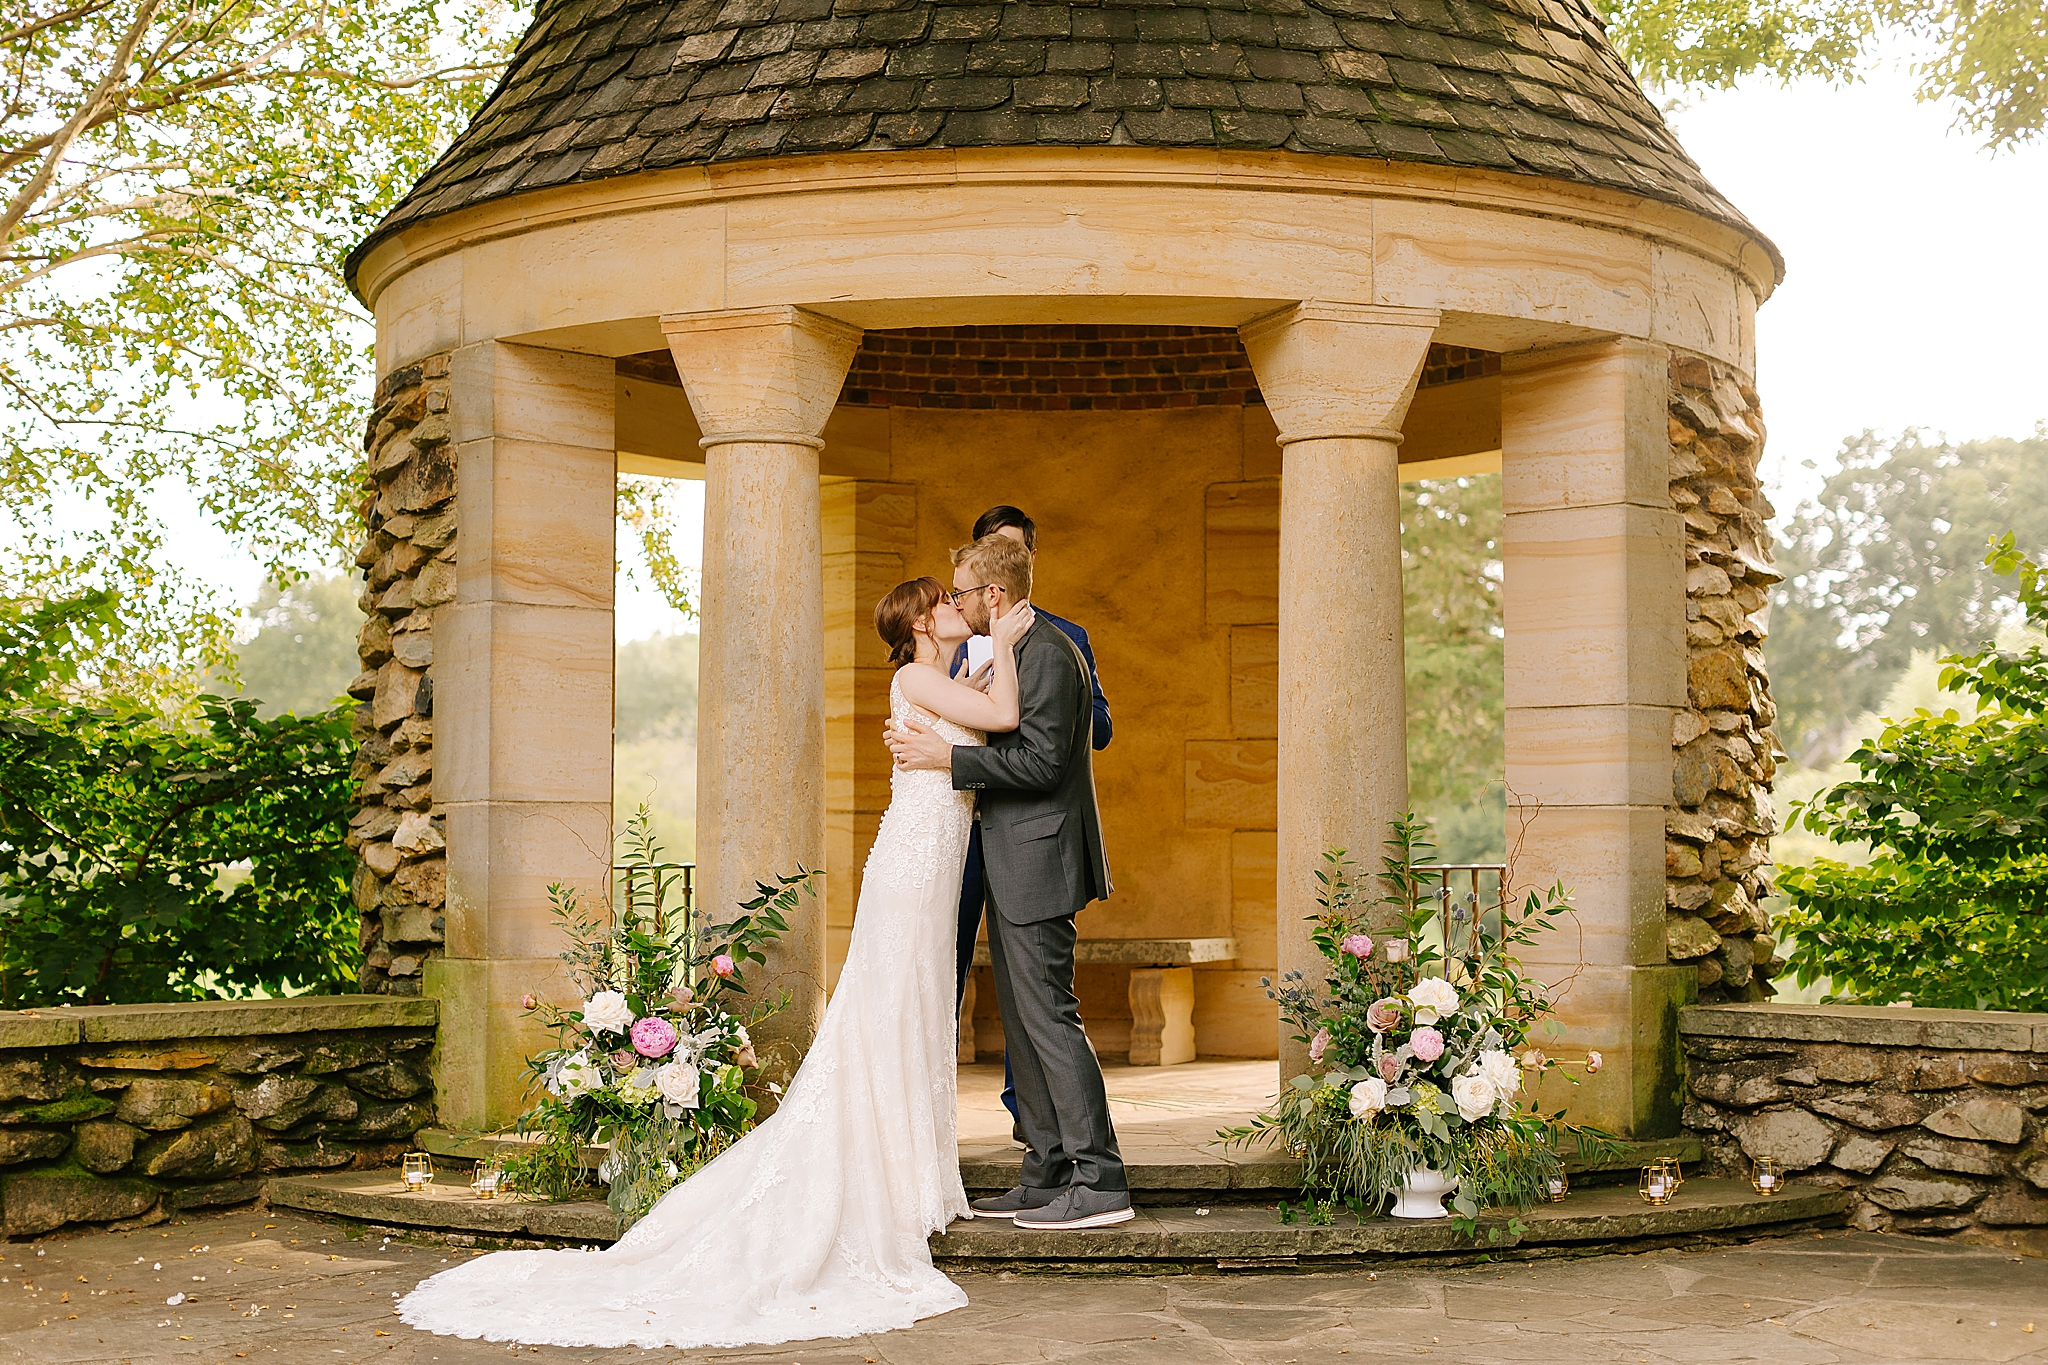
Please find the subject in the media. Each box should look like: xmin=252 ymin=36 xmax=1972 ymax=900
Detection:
xmin=952 ymin=505 xmax=1112 ymax=1138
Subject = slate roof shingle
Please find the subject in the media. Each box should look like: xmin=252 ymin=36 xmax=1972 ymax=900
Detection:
xmin=349 ymin=0 xmax=1774 ymax=284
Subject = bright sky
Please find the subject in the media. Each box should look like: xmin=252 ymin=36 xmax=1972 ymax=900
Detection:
xmin=144 ymin=58 xmax=2048 ymax=644
xmin=1665 ymin=58 xmax=2048 ymax=508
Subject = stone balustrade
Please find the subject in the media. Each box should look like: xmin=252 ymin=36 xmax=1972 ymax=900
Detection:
xmin=0 ymin=998 xmax=437 ymax=1238
xmin=1680 ymin=1003 xmax=2048 ymax=1252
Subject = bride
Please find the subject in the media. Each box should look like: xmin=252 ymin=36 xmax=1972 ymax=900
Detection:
xmin=399 ymin=576 xmax=1035 ymax=1350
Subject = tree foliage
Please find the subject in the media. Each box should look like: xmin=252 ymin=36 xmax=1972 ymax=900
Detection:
xmin=1775 ymin=535 xmax=2048 ymax=1011
xmin=1403 ymin=475 xmax=1504 ymax=857
xmin=0 ymin=0 xmax=515 ymax=688
xmin=1596 ymin=0 xmax=2047 ymax=149
xmin=1770 ymin=427 xmax=2048 ymax=766
xmin=0 ymin=592 xmax=358 ymax=1006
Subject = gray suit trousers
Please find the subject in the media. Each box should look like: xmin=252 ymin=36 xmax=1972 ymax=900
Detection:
xmin=983 ymin=894 xmax=1127 ymax=1193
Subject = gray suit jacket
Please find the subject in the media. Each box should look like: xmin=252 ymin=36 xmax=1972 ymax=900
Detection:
xmin=951 ymin=616 xmax=1112 ymax=924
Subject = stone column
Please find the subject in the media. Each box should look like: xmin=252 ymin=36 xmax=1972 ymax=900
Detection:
xmin=428 ymin=342 xmax=618 ymax=1132
xmin=662 ymin=305 xmax=862 ymax=1087
xmin=1239 ymin=302 xmax=1439 ymax=1084
xmin=1501 ymin=338 xmax=1696 ymax=1139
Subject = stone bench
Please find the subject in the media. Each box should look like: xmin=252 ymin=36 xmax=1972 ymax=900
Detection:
xmin=966 ymin=937 xmax=1240 ymax=1066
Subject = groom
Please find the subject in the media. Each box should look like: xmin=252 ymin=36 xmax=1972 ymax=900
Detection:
xmin=884 ymin=532 xmax=1131 ymax=1230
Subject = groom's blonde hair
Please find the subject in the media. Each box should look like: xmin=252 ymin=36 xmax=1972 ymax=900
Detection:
xmin=951 ymin=533 xmax=1032 ymax=603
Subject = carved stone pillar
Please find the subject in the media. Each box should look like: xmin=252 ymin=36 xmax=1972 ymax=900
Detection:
xmin=662 ymin=306 xmax=862 ymax=1086
xmin=428 ymin=341 xmax=617 ymax=1132
xmin=1239 ymin=302 xmax=1439 ymax=1085
xmin=1501 ymin=337 xmax=1696 ymax=1138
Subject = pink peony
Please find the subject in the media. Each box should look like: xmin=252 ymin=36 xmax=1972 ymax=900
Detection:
xmin=1410 ymin=1027 xmax=1445 ymax=1063
xmin=630 ymin=1015 xmax=679 ymax=1059
xmin=520 ymin=993 xmax=538 ymax=1010
xmin=711 ymin=954 xmax=736 ymax=978
xmin=1340 ymin=933 xmax=1374 ymax=959
xmin=1308 ymin=1028 xmax=1331 ymax=1063
xmin=1584 ymin=1050 xmax=1603 ymax=1074
xmin=1377 ymin=1052 xmax=1401 ymax=1083
xmin=1366 ymin=998 xmax=1402 ymax=1033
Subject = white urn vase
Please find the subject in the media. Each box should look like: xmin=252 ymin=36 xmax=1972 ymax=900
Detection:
xmin=1391 ymin=1167 xmax=1458 ymax=1219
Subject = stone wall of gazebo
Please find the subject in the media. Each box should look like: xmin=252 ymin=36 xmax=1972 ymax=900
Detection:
xmin=1663 ymin=352 xmax=1784 ymax=1003
xmin=346 ymin=353 xmax=457 ymax=996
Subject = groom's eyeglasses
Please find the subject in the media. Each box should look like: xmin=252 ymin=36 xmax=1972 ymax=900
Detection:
xmin=943 ymin=584 xmax=995 ymax=607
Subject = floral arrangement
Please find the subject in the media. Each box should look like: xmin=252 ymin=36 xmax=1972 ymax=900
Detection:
xmin=506 ymin=808 xmax=819 ymax=1227
xmin=1221 ymin=816 xmax=1614 ymax=1226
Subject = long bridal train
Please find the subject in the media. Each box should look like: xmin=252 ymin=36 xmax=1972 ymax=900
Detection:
xmin=398 ymin=675 xmax=981 ymax=1349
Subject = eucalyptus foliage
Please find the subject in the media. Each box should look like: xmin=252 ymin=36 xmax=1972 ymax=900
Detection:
xmin=1777 ymin=535 xmax=2048 ymax=1011
xmin=1220 ymin=820 xmax=1615 ymax=1230
xmin=1597 ymin=0 xmax=2045 ymax=150
xmin=508 ymin=808 xmax=813 ymax=1227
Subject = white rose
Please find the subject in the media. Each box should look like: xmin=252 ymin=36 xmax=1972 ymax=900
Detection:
xmin=1407 ymin=977 xmax=1460 ymax=1026
xmin=1347 ymin=1077 xmax=1388 ymax=1119
xmin=553 ymin=1051 xmax=601 ymax=1098
xmin=582 ymin=990 xmax=635 ymax=1035
xmin=1450 ymin=1071 xmax=1497 ymax=1122
xmin=653 ymin=1061 xmax=701 ymax=1110
xmin=1477 ymin=1049 xmax=1521 ymax=1097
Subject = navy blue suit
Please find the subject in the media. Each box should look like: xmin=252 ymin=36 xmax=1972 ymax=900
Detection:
xmin=953 ymin=609 xmax=1109 ymax=1123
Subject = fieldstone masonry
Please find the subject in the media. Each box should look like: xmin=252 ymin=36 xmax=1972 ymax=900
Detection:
xmin=346 ymin=353 xmax=456 ymax=996
xmin=1682 ymin=1003 xmax=2048 ymax=1252
xmin=0 ymin=999 xmax=436 ymax=1239
xmin=1664 ymin=352 xmax=1782 ymax=1004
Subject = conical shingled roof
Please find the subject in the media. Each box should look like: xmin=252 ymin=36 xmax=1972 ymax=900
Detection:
xmin=349 ymin=0 xmax=1770 ymax=282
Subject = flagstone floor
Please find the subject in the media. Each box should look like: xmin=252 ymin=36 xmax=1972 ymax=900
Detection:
xmin=6 ymin=1206 xmax=2044 ymax=1365
xmin=956 ymin=1057 xmax=1278 ymax=1166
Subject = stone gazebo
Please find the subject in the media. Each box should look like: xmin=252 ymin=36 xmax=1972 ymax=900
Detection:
xmin=343 ymin=0 xmax=1786 ymax=1140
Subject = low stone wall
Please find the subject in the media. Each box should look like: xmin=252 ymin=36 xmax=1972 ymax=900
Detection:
xmin=0 ymin=998 xmax=437 ymax=1239
xmin=1681 ymin=1003 xmax=2048 ymax=1252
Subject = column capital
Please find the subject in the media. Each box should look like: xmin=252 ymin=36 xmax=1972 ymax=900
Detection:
xmin=660 ymin=305 xmax=863 ymax=450
xmin=1237 ymin=302 xmax=1440 ymax=448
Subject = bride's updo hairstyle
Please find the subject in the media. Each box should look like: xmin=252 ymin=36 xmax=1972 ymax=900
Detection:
xmin=874 ymin=577 xmax=946 ymax=666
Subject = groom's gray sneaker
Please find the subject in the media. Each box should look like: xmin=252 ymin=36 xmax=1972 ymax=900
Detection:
xmin=968 ymin=1186 xmax=1060 ymax=1218
xmin=1012 ymin=1186 xmax=1134 ymax=1230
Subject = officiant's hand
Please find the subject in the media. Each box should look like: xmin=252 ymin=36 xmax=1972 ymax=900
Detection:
xmin=884 ymin=717 xmax=954 ymax=771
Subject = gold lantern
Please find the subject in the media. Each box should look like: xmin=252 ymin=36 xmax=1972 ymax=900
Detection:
xmin=470 ymin=1157 xmax=504 ymax=1200
xmin=1544 ymin=1169 xmax=1569 ymax=1203
xmin=1657 ymin=1156 xmax=1685 ymax=1190
xmin=1638 ymin=1164 xmax=1675 ymax=1206
xmin=401 ymin=1151 xmax=435 ymax=1192
xmin=1750 ymin=1157 xmax=1785 ymax=1196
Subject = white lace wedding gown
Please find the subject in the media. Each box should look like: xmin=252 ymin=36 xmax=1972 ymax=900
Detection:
xmin=399 ymin=671 xmax=979 ymax=1348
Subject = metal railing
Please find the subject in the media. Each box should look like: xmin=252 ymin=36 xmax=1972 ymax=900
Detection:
xmin=1406 ymin=862 xmax=1508 ymax=966
xmin=611 ymin=860 xmax=696 ymax=937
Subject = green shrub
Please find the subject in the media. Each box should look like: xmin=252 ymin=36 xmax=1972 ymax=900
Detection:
xmin=1777 ymin=535 xmax=2048 ymax=1011
xmin=0 ymin=593 xmax=358 ymax=1006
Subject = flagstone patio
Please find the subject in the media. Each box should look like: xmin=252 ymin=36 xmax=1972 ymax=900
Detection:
xmin=6 ymin=1206 xmax=2042 ymax=1365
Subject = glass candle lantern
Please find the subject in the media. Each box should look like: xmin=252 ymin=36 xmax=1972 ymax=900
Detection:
xmin=1657 ymin=1156 xmax=1685 ymax=1190
xmin=1545 ymin=1169 xmax=1569 ymax=1203
xmin=1751 ymin=1157 xmax=1784 ymax=1196
xmin=401 ymin=1151 xmax=435 ymax=1192
xmin=1639 ymin=1164 xmax=1675 ymax=1205
xmin=470 ymin=1158 xmax=503 ymax=1200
